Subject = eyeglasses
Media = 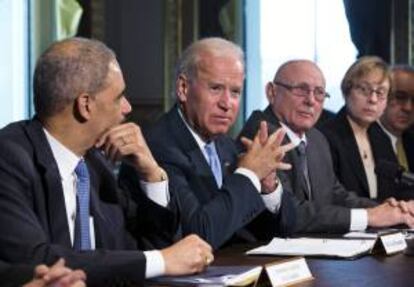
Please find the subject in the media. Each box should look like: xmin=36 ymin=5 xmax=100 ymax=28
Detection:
xmin=391 ymin=91 xmax=414 ymax=106
xmin=352 ymin=83 xmax=388 ymax=101
xmin=273 ymin=81 xmax=328 ymax=102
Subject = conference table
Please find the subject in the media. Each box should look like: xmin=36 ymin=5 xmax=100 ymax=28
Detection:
xmin=212 ymin=242 xmax=414 ymax=287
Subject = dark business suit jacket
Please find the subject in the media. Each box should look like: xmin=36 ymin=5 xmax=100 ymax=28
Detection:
xmin=402 ymin=130 xmax=414 ymax=173
xmin=320 ymin=107 xmax=398 ymax=200
xmin=378 ymin=128 xmax=414 ymax=200
xmin=120 ymin=106 xmax=294 ymax=250
xmin=0 ymin=260 xmax=33 ymax=287
xmin=238 ymin=106 xmax=377 ymax=234
xmin=0 ymin=118 xmax=176 ymax=286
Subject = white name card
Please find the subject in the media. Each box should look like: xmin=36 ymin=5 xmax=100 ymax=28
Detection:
xmin=265 ymin=257 xmax=313 ymax=287
xmin=380 ymin=232 xmax=407 ymax=254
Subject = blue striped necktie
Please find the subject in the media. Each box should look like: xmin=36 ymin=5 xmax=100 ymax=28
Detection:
xmin=205 ymin=142 xmax=223 ymax=187
xmin=73 ymin=159 xmax=91 ymax=251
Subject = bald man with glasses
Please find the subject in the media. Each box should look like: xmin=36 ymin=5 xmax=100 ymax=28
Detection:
xmin=238 ymin=59 xmax=414 ymax=234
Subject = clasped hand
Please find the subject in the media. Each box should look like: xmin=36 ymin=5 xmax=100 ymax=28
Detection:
xmin=239 ymin=121 xmax=294 ymax=192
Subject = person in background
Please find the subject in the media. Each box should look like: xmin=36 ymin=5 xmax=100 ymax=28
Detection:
xmin=379 ymin=65 xmax=414 ymax=173
xmin=238 ymin=59 xmax=414 ymax=234
xmin=120 ymin=37 xmax=295 ymax=250
xmin=320 ymin=56 xmax=397 ymax=200
xmin=0 ymin=37 xmax=213 ymax=286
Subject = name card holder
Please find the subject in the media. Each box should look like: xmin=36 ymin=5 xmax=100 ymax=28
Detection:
xmin=372 ymin=232 xmax=407 ymax=255
xmin=255 ymin=257 xmax=313 ymax=287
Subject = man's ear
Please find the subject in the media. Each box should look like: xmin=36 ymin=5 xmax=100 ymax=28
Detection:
xmin=266 ymin=82 xmax=275 ymax=105
xmin=74 ymin=93 xmax=92 ymax=122
xmin=176 ymin=74 xmax=189 ymax=103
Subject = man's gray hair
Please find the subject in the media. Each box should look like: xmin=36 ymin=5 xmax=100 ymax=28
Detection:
xmin=175 ymin=37 xmax=245 ymax=82
xmin=33 ymin=37 xmax=116 ymax=119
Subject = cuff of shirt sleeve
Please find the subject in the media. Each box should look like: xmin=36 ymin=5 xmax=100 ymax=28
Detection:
xmin=235 ymin=167 xmax=261 ymax=192
xmin=139 ymin=180 xmax=170 ymax=207
xmin=350 ymin=209 xmax=368 ymax=231
xmin=261 ymin=182 xmax=283 ymax=213
xmin=144 ymin=250 xmax=166 ymax=278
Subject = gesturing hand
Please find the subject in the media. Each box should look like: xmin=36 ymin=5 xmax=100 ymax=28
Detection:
xmin=238 ymin=121 xmax=294 ymax=180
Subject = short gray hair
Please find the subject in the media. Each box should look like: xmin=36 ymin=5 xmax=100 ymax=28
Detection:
xmin=33 ymin=37 xmax=116 ymax=119
xmin=175 ymin=37 xmax=245 ymax=82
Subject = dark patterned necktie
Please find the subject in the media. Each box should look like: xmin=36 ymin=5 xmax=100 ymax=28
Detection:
xmin=73 ymin=159 xmax=91 ymax=251
xmin=297 ymin=141 xmax=312 ymax=199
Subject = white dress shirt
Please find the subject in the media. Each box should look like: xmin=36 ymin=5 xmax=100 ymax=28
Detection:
xmin=43 ymin=129 xmax=168 ymax=278
xmin=281 ymin=123 xmax=368 ymax=231
xmin=178 ymin=109 xmax=283 ymax=213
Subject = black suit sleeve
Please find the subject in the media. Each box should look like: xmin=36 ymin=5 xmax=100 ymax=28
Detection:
xmin=117 ymin=162 xmax=178 ymax=249
xmin=0 ymin=261 xmax=34 ymax=287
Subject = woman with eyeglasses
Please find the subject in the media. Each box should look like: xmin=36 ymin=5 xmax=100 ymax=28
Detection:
xmin=320 ymin=56 xmax=398 ymax=200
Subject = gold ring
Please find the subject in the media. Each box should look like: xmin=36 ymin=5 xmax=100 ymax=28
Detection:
xmin=205 ymin=255 xmax=213 ymax=265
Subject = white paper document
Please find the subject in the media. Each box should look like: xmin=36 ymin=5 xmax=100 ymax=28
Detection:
xmin=246 ymin=237 xmax=376 ymax=259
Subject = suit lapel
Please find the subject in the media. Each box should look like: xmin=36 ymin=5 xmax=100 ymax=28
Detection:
xmin=306 ymin=131 xmax=323 ymax=201
xmin=403 ymin=132 xmax=414 ymax=172
xmin=25 ymin=119 xmax=72 ymax=247
xmin=85 ymin=149 xmax=126 ymax=249
xmin=168 ymin=108 xmax=219 ymax=191
xmin=336 ymin=110 xmax=370 ymax=196
xmin=263 ymin=107 xmax=311 ymax=199
xmin=215 ymin=137 xmax=237 ymax=178
xmin=85 ymin=153 xmax=105 ymax=248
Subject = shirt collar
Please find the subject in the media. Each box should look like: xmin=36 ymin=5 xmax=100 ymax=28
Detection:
xmin=177 ymin=108 xmax=209 ymax=150
xmin=280 ymin=122 xmax=307 ymax=147
xmin=43 ymin=128 xmax=81 ymax=181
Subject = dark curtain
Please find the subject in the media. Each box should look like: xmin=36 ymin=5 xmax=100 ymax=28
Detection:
xmin=76 ymin=0 xmax=91 ymax=37
xmin=343 ymin=0 xmax=391 ymax=62
xmin=199 ymin=0 xmax=230 ymax=38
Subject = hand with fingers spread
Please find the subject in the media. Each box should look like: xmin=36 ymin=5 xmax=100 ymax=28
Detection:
xmin=23 ymin=259 xmax=86 ymax=287
xmin=238 ymin=121 xmax=295 ymax=180
xmin=95 ymin=122 xmax=166 ymax=182
xmin=161 ymin=234 xmax=214 ymax=275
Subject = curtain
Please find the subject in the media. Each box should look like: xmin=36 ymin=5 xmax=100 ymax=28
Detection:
xmin=29 ymin=0 xmax=83 ymax=114
xmin=343 ymin=0 xmax=391 ymax=61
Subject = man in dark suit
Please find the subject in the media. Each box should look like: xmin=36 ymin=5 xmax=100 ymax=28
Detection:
xmin=121 ymin=38 xmax=295 ymax=250
xmin=0 ymin=37 xmax=213 ymax=286
xmin=380 ymin=65 xmax=414 ymax=173
xmin=238 ymin=59 xmax=414 ymax=233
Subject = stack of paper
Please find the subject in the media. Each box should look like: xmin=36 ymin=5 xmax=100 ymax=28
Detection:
xmin=246 ymin=237 xmax=376 ymax=259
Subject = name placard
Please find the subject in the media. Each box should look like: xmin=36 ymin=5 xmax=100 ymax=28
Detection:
xmin=379 ymin=232 xmax=407 ymax=254
xmin=264 ymin=257 xmax=313 ymax=287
